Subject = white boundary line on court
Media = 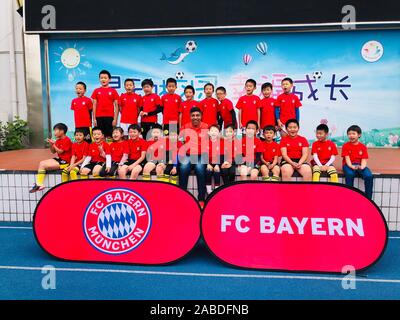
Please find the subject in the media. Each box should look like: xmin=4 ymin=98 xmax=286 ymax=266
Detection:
xmin=0 ymin=226 xmax=33 ymax=229
xmin=0 ymin=265 xmax=400 ymax=284
xmin=0 ymin=226 xmax=399 ymax=284
xmin=1 ymin=226 xmax=400 ymax=239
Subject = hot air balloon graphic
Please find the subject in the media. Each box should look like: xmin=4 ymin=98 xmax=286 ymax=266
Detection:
xmin=256 ymin=41 xmax=267 ymax=55
xmin=243 ymin=54 xmax=252 ymax=65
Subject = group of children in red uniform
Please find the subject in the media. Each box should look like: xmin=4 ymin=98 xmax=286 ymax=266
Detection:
xmin=30 ymin=70 xmax=374 ymax=201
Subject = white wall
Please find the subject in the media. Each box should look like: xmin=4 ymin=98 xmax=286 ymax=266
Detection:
xmin=0 ymin=0 xmax=27 ymax=124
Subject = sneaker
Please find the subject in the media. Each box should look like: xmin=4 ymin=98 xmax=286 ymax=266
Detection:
xmin=29 ymin=183 xmax=45 ymax=193
xmin=206 ymin=185 xmax=213 ymax=194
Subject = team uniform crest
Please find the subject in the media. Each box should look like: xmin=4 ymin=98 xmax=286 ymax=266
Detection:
xmin=83 ymin=188 xmax=151 ymax=254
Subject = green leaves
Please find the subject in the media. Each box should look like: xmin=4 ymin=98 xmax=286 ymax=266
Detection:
xmin=0 ymin=116 xmax=31 ymax=151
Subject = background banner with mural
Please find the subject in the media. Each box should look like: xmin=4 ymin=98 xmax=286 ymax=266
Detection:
xmin=46 ymin=29 xmax=400 ymax=147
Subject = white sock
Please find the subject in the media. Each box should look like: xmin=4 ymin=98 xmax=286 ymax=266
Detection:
xmin=206 ymin=185 xmax=213 ymax=194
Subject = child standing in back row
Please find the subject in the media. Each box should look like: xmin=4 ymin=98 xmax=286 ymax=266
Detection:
xmin=161 ymin=78 xmax=181 ymax=135
xmin=118 ymin=79 xmax=142 ymax=138
xmin=91 ymin=70 xmax=119 ymax=140
xmin=179 ymin=85 xmax=199 ymax=128
xmin=140 ymin=79 xmax=162 ymax=139
xmin=259 ymin=82 xmax=277 ymax=132
xmin=216 ymin=86 xmax=237 ymax=129
xmin=275 ymin=77 xmax=302 ymax=135
xmin=235 ymin=79 xmax=261 ymax=132
xmin=70 ymin=81 xmax=93 ymax=143
xmin=199 ymin=83 xmax=219 ymax=127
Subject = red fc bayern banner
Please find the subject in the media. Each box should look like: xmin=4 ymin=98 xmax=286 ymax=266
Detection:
xmin=201 ymin=182 xmax=388 ymax=273
xmin=34 ymin=180 xmax=201 ymax=265
xmin=34 ymin=180 xmax=387 ymax=272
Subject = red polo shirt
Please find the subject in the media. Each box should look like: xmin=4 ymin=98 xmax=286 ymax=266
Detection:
xmin=91 ymin=87 xmax=119 ymax=118
xmin=119 ymin=92 xmax=142 ymax=124
xmin=70 ymin=96 xmax=93 ymax=128
xmin=236 ymin=94 xmax=261 ymax=128
xmin=179 ymin=99 xmax=200 ymax=128
xmin=162 ymin=93 xmax=181 ymax=124
xmin=180 ymin=122 xmax=209 ymax=155
xmin=199 ymin=97 xmax=219 ymax=127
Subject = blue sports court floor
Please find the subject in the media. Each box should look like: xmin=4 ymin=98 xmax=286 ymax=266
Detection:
xmin=0 ymin=222 xmax=399 ymax=300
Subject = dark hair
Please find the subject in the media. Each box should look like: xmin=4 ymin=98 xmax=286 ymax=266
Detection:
xmin=53 ymin=123 xmax=68 ymax=134
xmin=99 ymin=70 xmax=111 ymax=79
xmin=74 ymin=128 xmax=86 ymax=135
xmin=184 ymin=85 xmax=195 ymax=94
xmin=209 ymin=124 xmax=220 ymax=131
xmin=225 ymin=124 xmax=236 ymax=131
xmin=141 ymin=79 xmax=154 ymax=87
xmin=190 ymin=106 xmax=202 ymax=114
xmin=316 ymin=124 xmax=329 ymax=133
xmin=204 ymin=83 xmax=214 ymax=91
xmin=285 ymin=118 xmax=299 ymax=127
xmin=282 ymin=77 xmax=293 ymax=84
xmin=92 ymin=126 xmax=103 ymax=134
xmin=246 ymin=79 xmax=257 ymax=87
xmin=347 ymin=125 xmax=362 ymax=135
xmin=166 ymin=78 xmax=177 ymax=86
xmin=151 ymin=123 xmax=163 ymax=131
xmin=124 ymin=78 xmax=135 ymax=85
xmin=261 ymin=82 xmax=273 ymax=91
xmin=263 ymin=125 xmax=276 ymax=133
xmin=76 ymin=81 xmax=87 ymax=90
xmin=128 ymin=124 xmax=141 ymax=132
xmin=216 ymin=86 xmax=226 ymax=94
xmin=246 ymin=120 xmax=259 ymax=130
xmin=112 ymin=127 xmax=124 ymax=135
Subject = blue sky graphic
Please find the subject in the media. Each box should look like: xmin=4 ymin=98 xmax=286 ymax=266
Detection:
xmin=47 ymin=29 xmax=400 ymax=141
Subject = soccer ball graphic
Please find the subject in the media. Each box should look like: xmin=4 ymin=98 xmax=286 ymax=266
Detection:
xmin=185 ymin=40 xmax=197 ymax=53
xmin=312 ymin=71 xmax=323 ymax=80
xmin=175 ymin=71 xmax=185 ymax=79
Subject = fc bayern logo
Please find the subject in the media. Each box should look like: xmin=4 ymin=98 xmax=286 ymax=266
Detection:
xmin=83 ymin=188 xmax=151 ymax=255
